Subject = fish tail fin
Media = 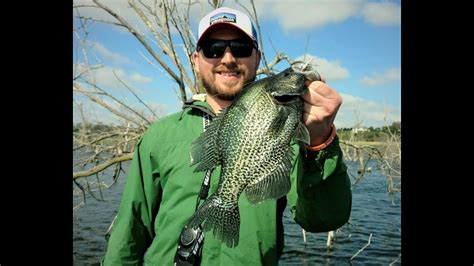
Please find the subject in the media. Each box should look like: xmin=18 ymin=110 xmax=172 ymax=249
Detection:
xmin=188 ymin=195 xmax=240 ymax=248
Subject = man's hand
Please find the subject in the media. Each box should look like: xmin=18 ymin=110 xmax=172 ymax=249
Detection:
xmin=302 ymin=79 xmax=342 ymax=147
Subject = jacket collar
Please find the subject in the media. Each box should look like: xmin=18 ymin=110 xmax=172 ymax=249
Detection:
xmin=182 ymin=94 xmax=216 ymax=118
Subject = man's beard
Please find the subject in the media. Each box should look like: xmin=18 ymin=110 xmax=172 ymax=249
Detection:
xmin=200 ymin=68 xmax=256 ymax=101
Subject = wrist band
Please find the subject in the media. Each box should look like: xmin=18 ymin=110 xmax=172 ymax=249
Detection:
xmin=306 ymin=124 xmax=337 ymax=151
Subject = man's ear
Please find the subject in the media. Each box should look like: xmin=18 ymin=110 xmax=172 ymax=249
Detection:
xmin=192 ymin=51 xmax=200 ymax=73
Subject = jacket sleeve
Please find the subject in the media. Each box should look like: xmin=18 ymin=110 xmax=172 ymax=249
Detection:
xmin=287 ymin=135 xmax=352 ymax=232
xmin=101 ymin=133 xmax=162 ymax=265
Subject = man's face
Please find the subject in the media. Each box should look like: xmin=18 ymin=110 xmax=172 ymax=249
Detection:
xmin=193 ymin=28 xmax=260 ymax=101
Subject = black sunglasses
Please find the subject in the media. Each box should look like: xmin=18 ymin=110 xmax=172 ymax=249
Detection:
xmin=197 ymin=39 xmax=257 ymax=59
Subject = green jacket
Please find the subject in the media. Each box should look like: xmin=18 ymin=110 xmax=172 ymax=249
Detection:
xmin=102 ymin=99 xmax=352 ymax=265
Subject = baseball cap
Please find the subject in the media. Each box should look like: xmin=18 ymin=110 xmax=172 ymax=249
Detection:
xmin=197 ymin=7 xmax=258 ymax=49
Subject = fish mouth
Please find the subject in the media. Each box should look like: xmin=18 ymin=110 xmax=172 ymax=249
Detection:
xmin=271 ymin=91 xmax=303 ymax=104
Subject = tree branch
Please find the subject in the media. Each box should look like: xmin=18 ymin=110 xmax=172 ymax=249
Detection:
xmin=350 ymin=233 xmax=372 ymax=261
xmin=112 ymin=70 xmax=157 ymax=120
xmin=73 ymin=153 xmax=134 ymax=180
xmin=73 ymin=82 xmax=145 ymax=126
xmin=93 ymin=0 xmax=184 ymax=90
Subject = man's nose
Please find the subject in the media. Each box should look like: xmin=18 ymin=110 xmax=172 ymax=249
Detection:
xmin=220 ymin=47 xmax=237 ymax=64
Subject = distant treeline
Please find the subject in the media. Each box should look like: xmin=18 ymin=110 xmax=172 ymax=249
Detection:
xmin=337 ymin=121 xmax=401 ymax=142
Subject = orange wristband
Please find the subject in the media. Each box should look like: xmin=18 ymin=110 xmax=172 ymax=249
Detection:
xmin=306 ymin=124 xmax=337 ymax=151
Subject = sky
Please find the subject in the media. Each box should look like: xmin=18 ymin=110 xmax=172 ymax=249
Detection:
xmin=73 ymin=0 xmax=401 ymax=129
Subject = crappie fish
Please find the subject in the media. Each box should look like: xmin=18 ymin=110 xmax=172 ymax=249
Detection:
xmin=189 ymin=66 xmax=314 ymax=248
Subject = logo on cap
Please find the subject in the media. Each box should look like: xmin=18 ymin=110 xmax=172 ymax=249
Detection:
xmin=209 ymin=12 xmax=236 ymax=25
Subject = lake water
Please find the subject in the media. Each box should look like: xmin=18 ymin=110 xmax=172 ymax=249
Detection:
xmin=73 ymin=160 xmax=401 ymax=265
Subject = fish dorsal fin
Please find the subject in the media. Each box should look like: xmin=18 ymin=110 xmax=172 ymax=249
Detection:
xmin=189 ymin=110 xmax=226 ymax=172
xmin=244 ymin=147 xmax=294 ymax=204
xmin=294 ymin=121 xmax=310 ymax=146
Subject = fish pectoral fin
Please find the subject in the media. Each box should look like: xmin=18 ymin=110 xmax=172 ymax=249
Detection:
xmin=244 ymin=150 xmax=293 ymax=204
xmin=294 ymin=122 xmax=310 ymax=146
xmin=190 ymin=111 xmax=225 ymax=172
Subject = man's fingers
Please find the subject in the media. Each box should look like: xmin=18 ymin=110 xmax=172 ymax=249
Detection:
xmin=306 ymin=81 xmax=337 ymax=99
xmin=303 ymin=83 xmax=341 ymax=106
xmin=303 ymin=101 xmax=331 ymax=121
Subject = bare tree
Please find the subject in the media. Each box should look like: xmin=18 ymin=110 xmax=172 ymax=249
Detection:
xmin=339 ymin=109 xmax=401 ymax=195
